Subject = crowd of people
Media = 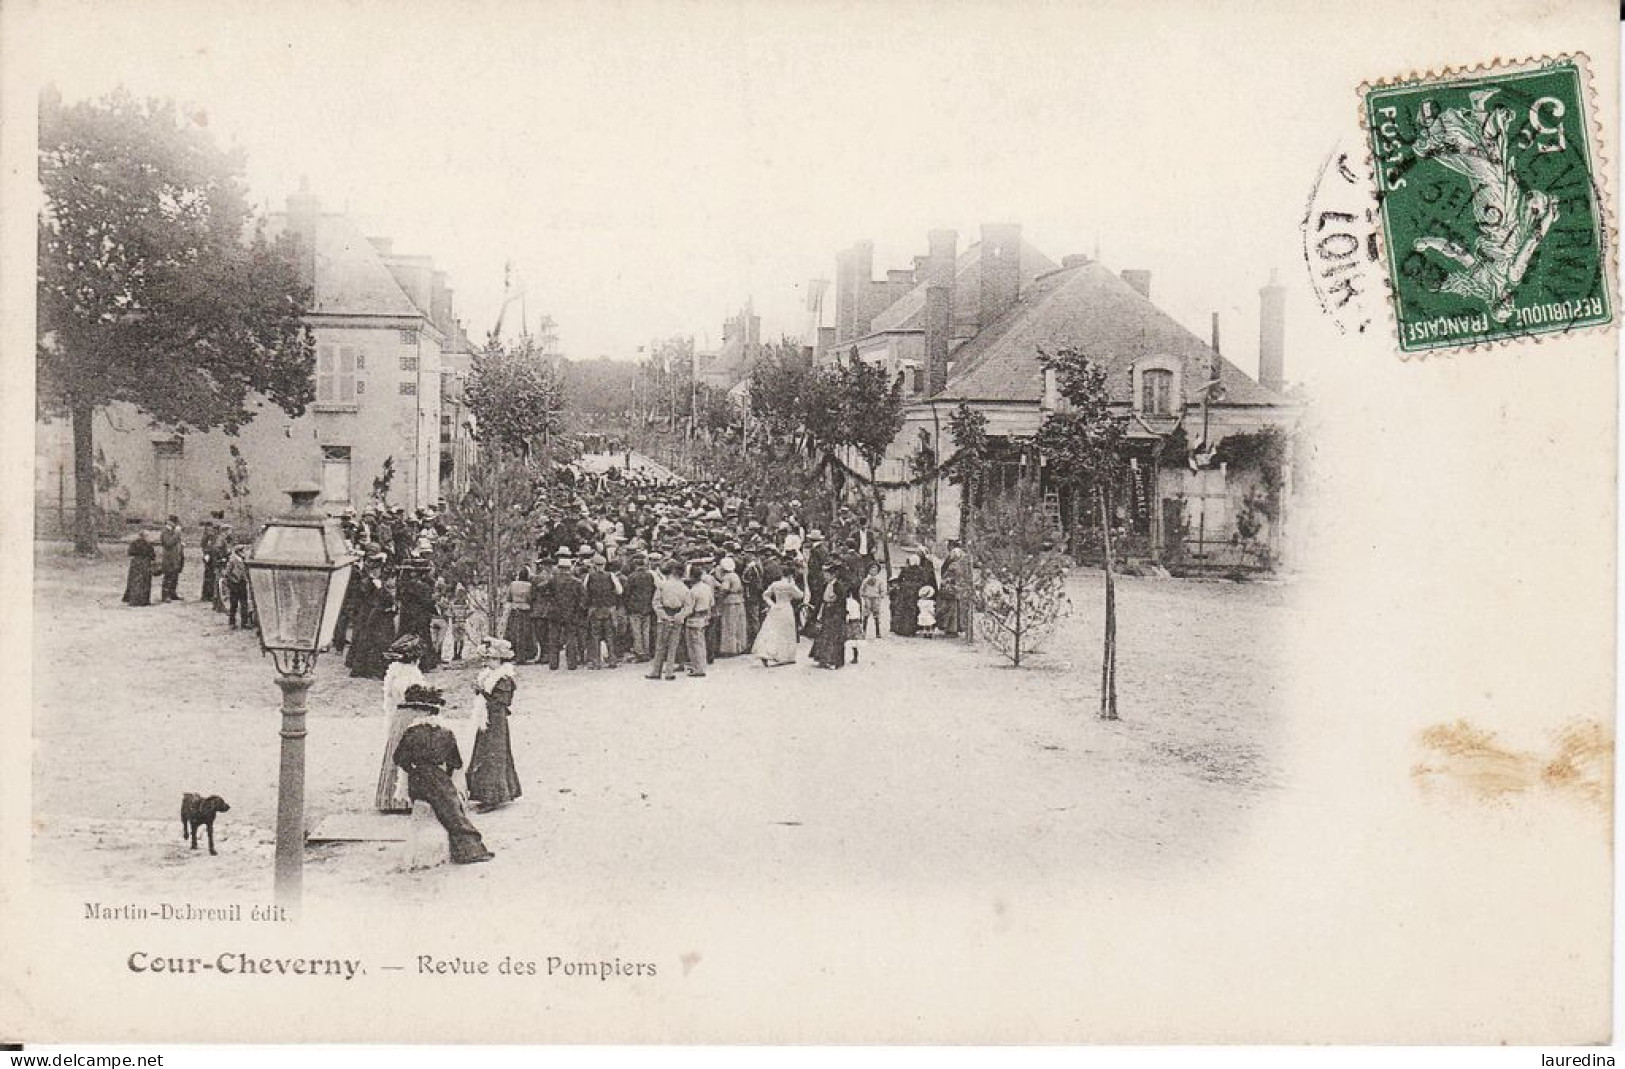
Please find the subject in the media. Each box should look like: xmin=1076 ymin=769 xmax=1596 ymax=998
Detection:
xmin=326 ymin=466 xmax=976 ymax=686
xmin=119 ymin=455 xmax=982 ymax=867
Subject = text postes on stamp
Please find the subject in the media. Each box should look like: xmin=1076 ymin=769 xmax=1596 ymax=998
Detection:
xmin=1364 ymin=58 xmax=1611 ymax=354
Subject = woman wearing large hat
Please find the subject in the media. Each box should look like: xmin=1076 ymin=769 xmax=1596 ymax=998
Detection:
xmin=391 ymin=685 xmax=494 ymax=864
xmin=467 ymin=638 xmax=522 ymax=810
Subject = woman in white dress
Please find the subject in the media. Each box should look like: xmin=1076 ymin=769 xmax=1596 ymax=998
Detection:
xmin=375 ymin=634 xmax=427 ymax=813
xmin=751 ymin=562 xmax=804 ymax=667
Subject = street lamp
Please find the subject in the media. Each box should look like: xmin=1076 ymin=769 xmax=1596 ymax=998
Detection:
xmin=247 ymin=483 xmax=357 ymax=908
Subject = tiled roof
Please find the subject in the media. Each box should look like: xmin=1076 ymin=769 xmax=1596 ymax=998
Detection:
xmin=264 ymin=212 xmax=422 ymax=318
xmin=930 ymin=261 xmax=1289 ymax=407
xmin=866 ymin=239 xmax=1058 ymax=335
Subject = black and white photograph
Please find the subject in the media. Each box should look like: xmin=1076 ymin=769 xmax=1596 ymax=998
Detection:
xmin=0 ymin=0 xmax=1617 ymax=1054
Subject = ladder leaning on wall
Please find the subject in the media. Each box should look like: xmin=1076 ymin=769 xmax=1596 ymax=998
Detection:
xmin=1042 ymin=491 xmax=1063 ymax=534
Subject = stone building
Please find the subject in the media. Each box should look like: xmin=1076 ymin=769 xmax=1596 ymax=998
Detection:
xmin=695 ymin=298 xmax=763 ymax=391
xmin=827 ymin=226 xmax=1302 ymax=566
xmin=35 ymin=185 xmax=476 ymax=535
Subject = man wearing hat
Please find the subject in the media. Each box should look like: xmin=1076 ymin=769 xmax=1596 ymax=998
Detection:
xmin=396 ymin=561 xmax=441 ymax=671
xmin=543 ymin=549 xmax=585 ymax=670
xmin=681 ymin=560 xmax=715 ymax=676
xmin=157 ymin=515 xmax=185 ymax=602
xmin=645 ymin=558 xmax=692 ymax=681
xmin=390 ymin=685 xmax=495 ymax=865
xmin=741 ymin=544 xmax=766 ymax=647
xmin=200 ymin=512 xmax=226 ymax=606
xmin=583 ymin=554 xmax=622 ymax=669
xmin=623 ymin=552 xmax=657 ymax=662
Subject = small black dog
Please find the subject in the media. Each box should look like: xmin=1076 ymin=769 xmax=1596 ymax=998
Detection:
xmin=180 ymin=793 xmax=230 ymax=855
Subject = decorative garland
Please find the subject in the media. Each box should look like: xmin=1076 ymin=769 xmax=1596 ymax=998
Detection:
xmin=817 ymin=448 xmax=974 ymax=491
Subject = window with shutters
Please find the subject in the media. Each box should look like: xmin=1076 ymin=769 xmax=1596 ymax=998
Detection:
xmin=399 ymin=381 xmax=417 ymax=395
xmin=400 ymin=329 xmax=418 ymax=346
xmin=400 ymin=355 xmax=419 ymax=372
xmin=316 ymin=343 xmax=361 ymax=408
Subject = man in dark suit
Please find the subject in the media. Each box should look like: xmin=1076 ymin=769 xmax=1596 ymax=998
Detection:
xmin=544 ymin=551 xmax=585 ymax=670
xmin=623 ymin=553 xmax=657 ymax=661
xmin=159 ymin=516 xmax=185 ymax=602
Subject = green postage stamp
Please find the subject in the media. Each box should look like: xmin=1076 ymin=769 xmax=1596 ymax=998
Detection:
xmin=1364 ymin=57 xmax=1611 ymax=353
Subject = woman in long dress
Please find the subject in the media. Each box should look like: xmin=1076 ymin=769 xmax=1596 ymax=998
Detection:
xmin=349 ymin=577 xmax=397 ymax=679
xmin=467 ymin=638 xmax=522 ymax=810
xmin=751 ymin=563 xmax=804 ymax=667
xmin=716 ymin=557 xmax=748 ymax=656
xmin=810 ymin=566 xmax=850 ymax=669
xmin=890 ymin=556 xmax=922 ymax=636
xmin=375 ymin=635 xmax=427 ymax=813
xmin=391 ymin=685 xmax=494 ymax=865
xmin=502 ymin=568 xmax=539 ymax=665
xmin=123 ymin=532 xmax=155 ymax=607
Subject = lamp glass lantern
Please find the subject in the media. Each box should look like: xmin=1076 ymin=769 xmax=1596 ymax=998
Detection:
xmin=247 ymin=485 xmax=357 ymax=675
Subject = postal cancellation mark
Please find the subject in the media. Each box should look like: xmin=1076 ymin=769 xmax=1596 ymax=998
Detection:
xmin=1364 ymin=58 xmax=1611 ymax=354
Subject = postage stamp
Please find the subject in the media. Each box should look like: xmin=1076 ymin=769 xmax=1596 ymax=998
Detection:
xmin=1363 ymin=56 xmax=1611 ymax=354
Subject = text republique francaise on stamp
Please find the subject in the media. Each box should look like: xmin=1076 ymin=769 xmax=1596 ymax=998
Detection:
xmin=1363 ymin=57 xmax=1611 ymax=354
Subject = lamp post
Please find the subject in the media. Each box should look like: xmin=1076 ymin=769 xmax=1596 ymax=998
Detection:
xmin=247 ymin=483 xmax=357 ymax=908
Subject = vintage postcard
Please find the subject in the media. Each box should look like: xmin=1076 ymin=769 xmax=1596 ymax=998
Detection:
xmin=0 ymin=0 xmax=1616 ymax=1048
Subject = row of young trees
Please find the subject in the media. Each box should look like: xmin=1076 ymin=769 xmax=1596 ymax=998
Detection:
xmin=937 ymin=347 xmax=1130 ymax=717
xmin=741 ymin=338 xmax=1129 ymax=717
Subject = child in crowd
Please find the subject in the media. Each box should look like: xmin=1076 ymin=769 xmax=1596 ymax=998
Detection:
xmin=915 ymin=585 xmax=937 ymax=639
xmin=446 ymin=582 xmax=472 ymax=663
xmin=858 ymin=562 xmax=887 ymax=639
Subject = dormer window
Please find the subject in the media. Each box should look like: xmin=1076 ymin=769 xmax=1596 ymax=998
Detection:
xmin=1141 ymin=368 xmax=1174 ymax=415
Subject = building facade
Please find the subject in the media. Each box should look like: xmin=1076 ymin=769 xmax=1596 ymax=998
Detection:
xmin=35 ymin=187 xmax=475 ymax=534
xmin=828 ymin=228 xmax=1301 ymax=566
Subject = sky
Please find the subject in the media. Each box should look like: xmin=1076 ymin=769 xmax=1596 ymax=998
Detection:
xmin=20 ymin=0 xmax=1381 ymax=383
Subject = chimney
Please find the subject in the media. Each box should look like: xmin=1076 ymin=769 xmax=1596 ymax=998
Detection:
xmin=927 ymin=228 xmax=958 ymax=286
xmin=1259 ymin=269 xmax=1286 ymax=392
xmin=431 ymin=271 xmax=451 ymax=334
xmin=851 ymin=241 xmax=876 ymax=339
xmin=978 ymin=223 xmax=1021 ymax=328
xmin=286 ymin=178 xmax=320 ymax=294
xmin=369 ymin=236 xmax=394 ymax=256
xmin=925 ymin=282 xmax=952 ymax=397
xmin=1121 ymin=269 xmax=1151 ymax=299
xmin=1210 ymin=311 xmax=1221 ymax=355
xmin=1061 ymin=254 xmax=1091 ymax=269
xmin=834 ymin=247 xmax=856 ymax=344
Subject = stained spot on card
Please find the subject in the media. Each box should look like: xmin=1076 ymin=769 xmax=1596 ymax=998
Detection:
xmin=680 ymin=951 xmax=700 ymax=976
xmin=1413 ymin=717 xmax=1612 ymax=813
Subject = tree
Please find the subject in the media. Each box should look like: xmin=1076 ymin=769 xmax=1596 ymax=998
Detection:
xmin=969 ymin=480 xmax=1072 ymax=667
xmin=437 ymin=451 xmax=549 ymax=639
xmin=371 ymin=455 xmax=396 ymax=507
xmin=1033 ymin=347 xmax=1130 ymax=719
xmin=834 ymin=354 xmax=906 ymax=568
xmin=38 ymin=88 xmax=315 ymax=554
xmin=747 ymin=339 xmax=816 ymax=450
xmin=462 ymin=334 xmax=566 ymax=458
xmin=945 ymin=402 xmax=991 ymax=645
xmin=910 ymin=428 xmax=937 ymax=538
xmin=694 ymin=381 xmax=738 ymax=436
xmin=947 ymin=401 xmax=989 ymax=523
xmin=644 ymin=335 xmax=696 ymax=426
